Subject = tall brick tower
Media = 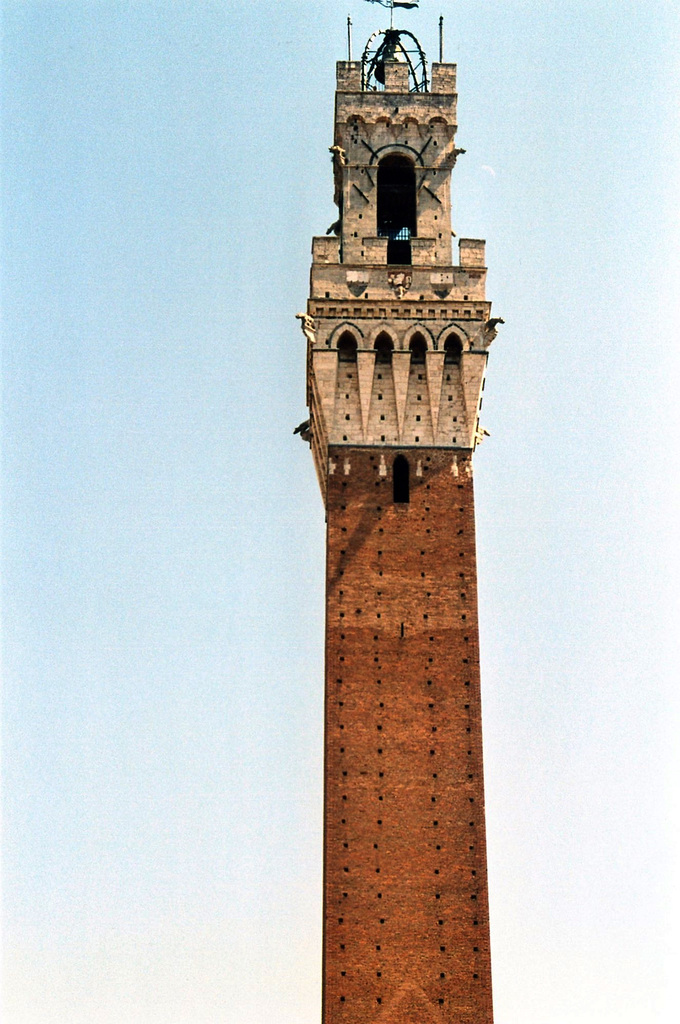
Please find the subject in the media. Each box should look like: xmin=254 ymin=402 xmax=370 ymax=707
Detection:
xmin=297 ymin=19 xmax=501 ymax=1024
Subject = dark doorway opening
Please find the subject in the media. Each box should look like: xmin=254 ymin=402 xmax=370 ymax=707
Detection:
xmin=377 ymin=155 xmax=416 ymax=265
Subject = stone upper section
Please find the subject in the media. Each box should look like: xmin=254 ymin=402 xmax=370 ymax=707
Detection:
xmin=303 ymin=46 xmax=497 ymax=502
xmin=331 ymin=60 xmax=460 ymax=268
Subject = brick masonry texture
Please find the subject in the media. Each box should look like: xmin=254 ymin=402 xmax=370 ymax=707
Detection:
xmin=322 ymin=446 xmax=493 ymax=1024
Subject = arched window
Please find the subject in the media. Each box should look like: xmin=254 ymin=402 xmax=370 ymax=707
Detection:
xmin=374 ymin=333 xmax=394 ymax=364
xmin=444 ymin=334 xmax=463 ymax=365
xmin=337 ymin=332 xmax=358 ymax=362
xmin=393 ymin=455 xmax=410 ymax=503
xmin=377 ymin=155 xmax=416 ymax=266
xmin=409 ymin=333 xmax=427 ymax=364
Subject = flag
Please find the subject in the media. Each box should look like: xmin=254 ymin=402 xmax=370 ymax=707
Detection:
xmin=364 ymin=1 xmax=420 ymax=9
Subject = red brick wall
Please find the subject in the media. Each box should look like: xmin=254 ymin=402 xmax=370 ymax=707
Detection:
xmin=322 ymin=445 xmax=494 ymax=1024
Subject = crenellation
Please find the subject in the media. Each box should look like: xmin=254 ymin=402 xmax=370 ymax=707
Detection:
xmin=430 ymin=62 xmax=457 ymax=94
xmin=411 ymin=237 xmax=440 ymax=265
xmin=459 ymin=238 xmax=486 ymax=268
xmin=382 ymin=61 xmax=410 ymax=92
xmin=313 ymin=236 xmax=341 ymax=264
xmin=336 ymin=60 xmax=362 ymax=92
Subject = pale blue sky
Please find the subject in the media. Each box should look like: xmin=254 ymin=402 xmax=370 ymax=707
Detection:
xmin=2 ymin=2 xmax=679 ymax=1022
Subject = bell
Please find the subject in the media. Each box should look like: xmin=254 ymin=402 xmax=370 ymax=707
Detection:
xmin=374 ymin=30 xmax=401 ymax=85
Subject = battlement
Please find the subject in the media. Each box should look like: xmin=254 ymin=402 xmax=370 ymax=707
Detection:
xmin=310 ymin=238 xmax=487 ymax=304
xmin=336 ymin=60 xmax=457 ymax=96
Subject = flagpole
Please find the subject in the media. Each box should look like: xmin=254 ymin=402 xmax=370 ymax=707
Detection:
xmin=390 ymin=0 xmax=394 ymax=29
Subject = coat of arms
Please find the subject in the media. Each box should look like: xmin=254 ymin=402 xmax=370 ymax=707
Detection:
xmin=387 ymin=271 xmax=412 ymax=299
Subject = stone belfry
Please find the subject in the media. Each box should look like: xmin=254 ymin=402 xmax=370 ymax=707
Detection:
xmin=298 ymin=18 xmax=500 ymax=1024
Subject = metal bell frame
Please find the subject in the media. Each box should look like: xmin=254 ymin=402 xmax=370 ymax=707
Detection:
xmin=361 ymin=29 xmax=429 ymax=93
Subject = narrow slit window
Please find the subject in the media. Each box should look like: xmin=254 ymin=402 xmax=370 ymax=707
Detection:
xmin=393 ymin=455 xmax=410 ymax=504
